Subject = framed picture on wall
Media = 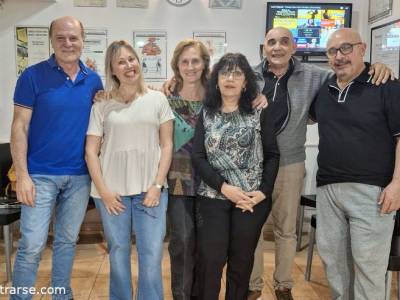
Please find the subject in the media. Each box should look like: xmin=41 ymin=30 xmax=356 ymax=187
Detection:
xmin=193 ymin=31 xmax=227 ymax=66
xmin=370 ymin=19 xmax=400 ymax=78
xmin=74 ymin=0 xmax=107 ymax=7
xmin=15 ymin=26 xmax=50 ymax=76
xmin=116 ymin=0 xmax=148 ymax=8
xmin=133 ymin=31 xmax=167 ymax=81
xmin=209 ymin=0 xmax=241 ymax=9
xmin=368 ymin=0 xmax=392 ymax=23
xmin=81 ymin=28 xmax=108 ymax=80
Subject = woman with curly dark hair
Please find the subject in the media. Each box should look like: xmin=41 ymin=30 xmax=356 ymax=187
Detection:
xmin=192 ymin=53 xmax=280 ymax=300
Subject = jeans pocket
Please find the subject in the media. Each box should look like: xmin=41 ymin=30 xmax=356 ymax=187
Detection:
xmin=132 ymin=201 xmax=159 ymax=218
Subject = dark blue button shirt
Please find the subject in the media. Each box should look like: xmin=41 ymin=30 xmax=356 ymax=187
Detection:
xmin=13 ymin=54 xmax=103 ymax=175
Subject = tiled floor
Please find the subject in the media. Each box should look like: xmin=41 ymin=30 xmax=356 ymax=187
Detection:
xmin=0 ymin=240 xmax=397 ymax=299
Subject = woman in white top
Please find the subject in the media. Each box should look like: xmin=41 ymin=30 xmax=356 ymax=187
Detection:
xmin=85 ymin=40 xmax=174 ymax=300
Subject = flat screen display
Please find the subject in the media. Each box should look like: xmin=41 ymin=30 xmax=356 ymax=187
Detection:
xmin=266 ymin=2 xmax=353 ymax=56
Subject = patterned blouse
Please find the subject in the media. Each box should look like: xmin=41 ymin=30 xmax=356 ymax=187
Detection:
xmin=167 ymin=94 xmax=203 ymax=196
xmin=192 ymin=108 xmax=280 ymax=200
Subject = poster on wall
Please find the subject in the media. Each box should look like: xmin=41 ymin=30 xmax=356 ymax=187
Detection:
xmin=15 ymin=26 xmax=50 ymax=76
xmin=73 ymin=0 xmax=106 ymax=7
xmin=116 ymin=0 xmax=148 ymax=8
xmin=81 ymin=28 xmax=108 ymax=80
xmin=133 ymin=31 xmax=167 ymax=81
xmin=368 ymin=0 xmax=392 ymax=23
xmin=209 ymin=0 xmax=241 ymax=9
xmin=370 ymin=19 xmax=400 ymax=78
xmin=193 ymin=31 xmax=227 ymax=66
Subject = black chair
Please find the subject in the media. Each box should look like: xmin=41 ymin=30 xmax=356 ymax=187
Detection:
xmin=386 ymin=211 xmax=400 ymax=300
xmin=296 ymin=194 xmax=316 ymax=251
xmin=0 ymin=143 xmax=21 ymax=282
xmin=0 ymin=143 xmax=12 ymax=197
xmin=305 ymin=214 xmax=316 ymax=281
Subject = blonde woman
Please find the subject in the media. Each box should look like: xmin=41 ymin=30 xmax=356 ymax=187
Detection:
xmin=85 ymin=40 xmax=174 ymax=300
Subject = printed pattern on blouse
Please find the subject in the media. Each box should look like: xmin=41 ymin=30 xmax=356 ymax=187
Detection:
xmin=168 ymin=95 xmax=203 ymax=196
xmin=198 ymin=109 xmax=264 ymax=200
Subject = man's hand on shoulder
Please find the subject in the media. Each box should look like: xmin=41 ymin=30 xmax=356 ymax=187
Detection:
xmin=369 ymin=63 xmax=396 ymax=85
xmin=252 ymin=94 xmax=268 ymax=110
xmin=93 ymin=90 xmax=110 ymax=102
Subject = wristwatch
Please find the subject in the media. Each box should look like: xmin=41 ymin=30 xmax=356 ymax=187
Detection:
xmin=153 ymin=183 xmax=163 ymax=190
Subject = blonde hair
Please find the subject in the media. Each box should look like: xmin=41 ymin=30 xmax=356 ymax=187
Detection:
xmin=170 ymin=39 xmax=210 ymax=92
xmin=104 ymin=40 xmax=146 ymax=94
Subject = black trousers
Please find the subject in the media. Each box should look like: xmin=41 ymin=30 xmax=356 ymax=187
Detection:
xmin=168 ymin=195 xmax=196 ymax=300
xmin=194 ymin=195 xmax=271 ymax=300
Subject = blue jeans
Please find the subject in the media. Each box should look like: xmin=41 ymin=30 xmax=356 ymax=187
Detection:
xmin=94 ymin=190 xmax=168 ymax=300
xmin=11 ymin=174 xmax=90 ymax=300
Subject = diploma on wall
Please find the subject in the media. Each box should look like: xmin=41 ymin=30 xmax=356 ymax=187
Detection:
xmin=82 ymin=28 xmax=108 ymax=80
xmin=15 ymin=26 xmax=50 ymax=76
xmin=368 ymin=0 xmax=392 ymax=23
xmin=193 ymin=31 xmax=227 ymax=66
xmin=116 ymin=0 xmax=148 ymax=8
xmin=73 ymin=0 xmax=106 ymax=7
xmin=209 ymin=0 xmax=241 ymax=9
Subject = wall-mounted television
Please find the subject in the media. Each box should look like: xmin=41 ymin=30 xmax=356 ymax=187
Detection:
xmin=266 ymin=2 xmax=353 ymax=57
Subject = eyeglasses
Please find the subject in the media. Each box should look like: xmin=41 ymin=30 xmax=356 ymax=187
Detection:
xmin=218 ymin=70 xmax=244 ymax=80
xmin=326 ymin=42 xmax=363 ymax=58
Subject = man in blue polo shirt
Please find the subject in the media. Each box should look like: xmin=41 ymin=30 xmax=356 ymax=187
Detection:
xmin=10 ymin=16 xmax=102 ymax=299
xmin=310 ymin=28 xmax=400 ymax=300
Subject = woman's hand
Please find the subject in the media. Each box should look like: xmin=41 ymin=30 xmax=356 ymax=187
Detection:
xmin=143 ymin=185 xmax=161 ymax=207
xmin=100 ymin=190 xmax=126 ymax=215
xmin=221 ymin=183 xmax=252 ymax=206
xmin=236 ymin=190 xmax=266 ymax=213
xmin=93 ymin=90 xmax=112 ymax=103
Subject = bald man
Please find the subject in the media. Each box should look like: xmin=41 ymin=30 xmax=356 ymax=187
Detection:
xmin=310 ymin=28 xmax=400 ymax=300
xmin=249 ymin=27 xmax=393 ymax=300
xmin=11 ymin=16 xmax=102 ymax=299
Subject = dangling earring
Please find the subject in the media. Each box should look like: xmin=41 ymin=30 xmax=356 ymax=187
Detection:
xmin=242 ymin=86 xmax=246 ymax=92
xmin=216 ymin=84 xmax=219 ymax=90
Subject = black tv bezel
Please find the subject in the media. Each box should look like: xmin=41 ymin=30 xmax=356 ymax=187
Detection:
xmin=266 ymin=2 xmax=353 ymax=57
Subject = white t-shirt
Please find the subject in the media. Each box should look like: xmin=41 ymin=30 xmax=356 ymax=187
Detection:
xmin=87 ymin=90 xmax=174 ymax=197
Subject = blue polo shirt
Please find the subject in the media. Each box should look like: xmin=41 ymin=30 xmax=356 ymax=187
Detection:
xmin=14 ymin=54 xmax=103 ymax=175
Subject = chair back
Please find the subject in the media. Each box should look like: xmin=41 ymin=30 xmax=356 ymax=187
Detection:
xmin=390 ymin=212 xmax=400 ymax=256
xmin=0 ymin=143 xmax=12 ymax=197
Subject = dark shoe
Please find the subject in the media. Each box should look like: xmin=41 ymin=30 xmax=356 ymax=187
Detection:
xmin=247 ymin=290 xmax=262 ymax=300
xmin=275 ymin=288 xmax=293 ymax=300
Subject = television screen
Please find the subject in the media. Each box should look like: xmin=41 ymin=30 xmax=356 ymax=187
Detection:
xmin=266 ymin=2 xmax=352 ymax=56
